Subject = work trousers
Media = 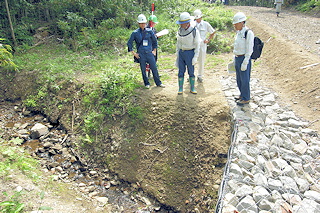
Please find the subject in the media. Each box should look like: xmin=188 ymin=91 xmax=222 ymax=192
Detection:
xmin=235 ymin=56 xmax=252 ymax=101
xmin=138 ymin=51 xmax=162 ymax=86
xmin=178 ymin=49 xmax=195 ymax=78
xmin=197 ymin=42 xmax=207 ymax=78
xmin=275 ymin=3 xmax=282 ymax=13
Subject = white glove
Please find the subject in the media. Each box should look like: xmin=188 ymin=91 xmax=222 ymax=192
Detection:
xmin=175 ymin=56 xmax=179 ymax=68
xmin=175 ymin=50 xmax=179 ymax=67
xmin=241 ymin=62 xmax=248 ymax=71
xmin=192 ymin=57 xmax=198 ymax=65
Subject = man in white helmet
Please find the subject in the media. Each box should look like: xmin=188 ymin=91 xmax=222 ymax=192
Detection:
xmin=193 ymin=9 xmax=216 ymax=83
xmin=232 ymin=12 xmax=254 ymax=106
xmin=127 ymin=14 xmax=165 ymax=89
xmin=176 ymin=12 xmax=201 ymax=94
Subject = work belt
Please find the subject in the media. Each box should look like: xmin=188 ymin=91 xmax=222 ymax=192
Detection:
xmin=180 ymin=48 xmax=195 ymax=52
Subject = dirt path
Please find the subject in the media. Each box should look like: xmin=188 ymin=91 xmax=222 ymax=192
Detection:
xmin=231 ymin=6 xmax=320 ymax=56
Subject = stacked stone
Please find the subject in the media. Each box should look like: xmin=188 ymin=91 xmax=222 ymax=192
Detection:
xmin=217 ymin=76 xmax=320 ymax=213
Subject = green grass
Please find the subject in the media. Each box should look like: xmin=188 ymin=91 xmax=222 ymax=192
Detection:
xmin=0 ymin=141 xmax=39 ymax=180
xmin=296 ymin=0 xmax=320 ymax=12
xmin=0 ymin=139 xmax=40 ymax=213
xmin=15 ymin=45 xmax=145 ymax=145
xmin=0 ymin=191 xmax=25 ymax=213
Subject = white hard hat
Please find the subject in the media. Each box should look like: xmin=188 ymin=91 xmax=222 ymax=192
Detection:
xmin=232 ymin=12 xmax=247 ymax=24
xmin=194 ymin=9 xmax=203 ymax=19
xmin=137 ymin=14 xmax=147 ymax=23
xmin=176 ymin=12 xmax=191 ymax=24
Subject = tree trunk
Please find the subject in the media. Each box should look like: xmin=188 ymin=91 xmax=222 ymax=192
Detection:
xmin=5 ymin=0 xmax=17 ymax=47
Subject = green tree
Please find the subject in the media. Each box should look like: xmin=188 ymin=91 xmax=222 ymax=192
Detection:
xmin=4 ymin=0 xmax=16 ymax=47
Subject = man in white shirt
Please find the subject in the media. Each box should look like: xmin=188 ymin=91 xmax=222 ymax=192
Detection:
xmin=232 ymin=12 xmax=254 ymax=106
xmin=193 ymin=9 xmax=216 ymax=83
xmin=275 ymin=0 xmax=284 ymax=17
xmin=176 ymin=12 xmax=201 ymax=94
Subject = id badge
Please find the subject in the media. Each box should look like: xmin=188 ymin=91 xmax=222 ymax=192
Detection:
xmin=143 ymin=40 xmax=148 ymax=46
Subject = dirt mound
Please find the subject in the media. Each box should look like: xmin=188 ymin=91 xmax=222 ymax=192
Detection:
xmin=89 ymin=58 xmax=233 ymax=211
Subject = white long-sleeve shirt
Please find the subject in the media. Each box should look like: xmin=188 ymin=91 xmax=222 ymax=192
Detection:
xmin=196 ymin=20 xmax=215 ymax=41
xmin=176 ymin=26 xmax=201 ymax=58
xmin=233 ymin=26 xmax=254 ymax=65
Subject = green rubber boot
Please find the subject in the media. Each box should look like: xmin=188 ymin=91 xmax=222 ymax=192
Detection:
xmin=178 ymin=77 xmax=184 ymax=95
xmin=189 ymin=77 xmax=197 ymax=94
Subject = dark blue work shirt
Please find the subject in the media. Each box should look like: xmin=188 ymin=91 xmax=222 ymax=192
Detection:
xmin=127 ymin=28 xmax=158 ymax=54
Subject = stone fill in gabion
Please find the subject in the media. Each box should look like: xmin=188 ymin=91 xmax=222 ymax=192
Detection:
xmin=216 ymin=76 xmax=320 ymax=213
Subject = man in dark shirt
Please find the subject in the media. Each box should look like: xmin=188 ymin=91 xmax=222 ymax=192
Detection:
xmin=127 ymin=14 xmax=165 ymax=88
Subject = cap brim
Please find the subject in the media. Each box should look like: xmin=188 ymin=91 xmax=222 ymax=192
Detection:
xmin=176 ymin=20 xmax=190 ymax=24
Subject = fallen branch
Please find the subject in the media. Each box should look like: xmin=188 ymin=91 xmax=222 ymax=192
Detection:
xmin=33 ymin=35 xmax=54 ymax=47
xmin=299 ymin=63 xmax=320 ymax=69
xmin=140 ymin=146 xmax=168 ymax=181
xmin=139 ymin=142 xmax=156 ymax=146
xmin=61 ymin=134 xmax=68 ymax=144
xmin=142 ymin=131 xmax=161 ymax=145
xmin=70 ymin=148 xmax=87 ymax=166
xmin=155 ymin=146 xmax=168 ymax=154
xmin=266 ymin=37 xmax=272 ymax=43
xmin=199 ymin=123 xmax=205 ymax=131
xmin=310 ymin=119 xmax=319 ymax=125
xmin=72 ymin=100 xmax=75 ymax=134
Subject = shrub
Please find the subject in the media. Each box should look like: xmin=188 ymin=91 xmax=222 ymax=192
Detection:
xmin=0 ymin=39 xmax=17 ymax=71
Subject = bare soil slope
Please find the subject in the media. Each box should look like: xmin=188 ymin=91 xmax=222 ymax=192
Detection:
xmin=100 ymin=57 xmax=232 ymax=211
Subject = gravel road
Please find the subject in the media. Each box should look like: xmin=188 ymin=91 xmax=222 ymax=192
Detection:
xmin=230 ymin=6 xmax=320 ymax=56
